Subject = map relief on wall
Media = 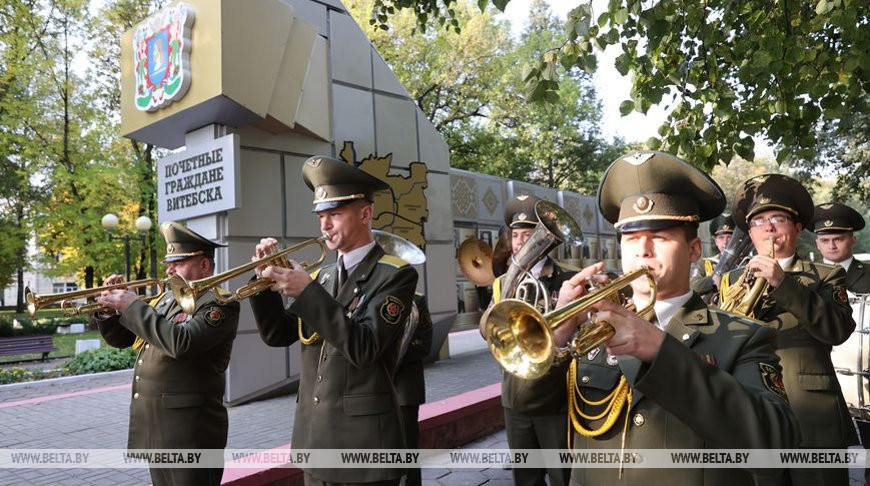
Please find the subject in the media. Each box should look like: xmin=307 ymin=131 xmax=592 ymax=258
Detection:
xmin=339 ymin=142 xmax=429 ymax=249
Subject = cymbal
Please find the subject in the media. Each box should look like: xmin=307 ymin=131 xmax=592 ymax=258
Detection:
xmin=492 ymin=231 xmax=511 ymax=278
xmin=457 ymin=237 xmax=495 ymax=286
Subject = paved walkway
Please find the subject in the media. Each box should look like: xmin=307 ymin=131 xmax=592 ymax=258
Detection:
xmin=0 ymin=330 xmax=508 ymax=485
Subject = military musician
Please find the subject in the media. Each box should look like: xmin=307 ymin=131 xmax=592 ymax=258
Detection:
xmin=812 ymin=202 xmax=869 ymax=294
xmin=94 ymin=222 xmax=240 ymax=486
xmin=249 ymin=156 xmax=417 ymax=486
xmin=721 ymin=174 xmax=857 ymax=485
xmin=556 ymin=152 xmax=798 ymax=485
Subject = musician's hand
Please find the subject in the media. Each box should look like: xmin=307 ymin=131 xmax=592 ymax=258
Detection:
xmin=746 ymin=254 xmax=785 ymax=288
xmin=592 ymin=300 xmax=664 ymax=363
xmin=261 ymin=260 xmax=311 ymax=298
xmin=553 ymin=261 xmax=606 ymax=346
xmin=97 ymin=289 xmax=139 ymax=314
xmin=253 ymin=238 xmax=280 ymax=278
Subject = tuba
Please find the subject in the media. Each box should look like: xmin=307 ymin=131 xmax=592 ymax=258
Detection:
xmin=482 ymin=268 xmax=656 ymax=379
xmin=496 ymin=200 xmax=584 ymax=314
xmin=25 ymin=279 xmax=165 ymax=316
xmin=719 ymin=236 xmax=776 ymax=318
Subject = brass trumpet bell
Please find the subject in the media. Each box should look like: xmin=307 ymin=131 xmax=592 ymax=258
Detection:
xmin=25 ymin=279 xmax=164 ymax=316
xmin=169 ymin=235 xmax=330 ymax=314
xmin=481 ymin=268 xmax=656 ymax=379
xmin=457 ymin=237 xmax=495 ymax=286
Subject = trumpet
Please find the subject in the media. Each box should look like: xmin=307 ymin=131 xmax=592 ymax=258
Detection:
xmin=25 ymin=279 xmax=165 ymax=316
xmin=169 ymin=235 xmax=330 ymax=314
xmin=481 ymin=267 xmax=656 ymax=379
xmin=720 ymin=236 xmax=776 ymax=318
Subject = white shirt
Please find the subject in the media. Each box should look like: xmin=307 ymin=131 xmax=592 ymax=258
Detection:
xmin=634 ymin=290 xmax=694 ymax=329
xmin=529 ymin=259 xmax=546 ymax=279
xmin=824 ymin=256 xmax=854 ymax=273
xmin=777 ymin=254 xmax=796 ymax=272
xmin=339 ymin=240 xmax=376 ymax=276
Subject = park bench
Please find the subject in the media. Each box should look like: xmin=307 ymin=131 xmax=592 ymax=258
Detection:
xmin=0 ymin=335 xmax=56 ymax=361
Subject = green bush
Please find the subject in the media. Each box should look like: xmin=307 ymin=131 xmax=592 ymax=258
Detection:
xmin=64 ymin=346 xmax=136 ymax=374
xmin=0 ymin=317 xmax=59 ymax=337
xmin=0 ymin=367 xmax=69 ymax=385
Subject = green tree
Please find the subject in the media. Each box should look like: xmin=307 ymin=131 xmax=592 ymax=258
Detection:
xmin=370 ymin=0 xmax=869 ymax=172
xmin=351 ymin=0 xmax=622 ymax=195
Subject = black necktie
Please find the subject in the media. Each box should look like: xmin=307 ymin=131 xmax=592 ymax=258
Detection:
xmin=337 ymin=255 xmax=347 ymax=289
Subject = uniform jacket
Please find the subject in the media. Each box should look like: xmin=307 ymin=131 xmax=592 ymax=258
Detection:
xmin=95 ymin=289 xmax=240 ymax=450
xmin=250 ymin=243 xmax=417 ymax=483
xmin=721 ymin=257 xmax=857 ymax=447
xmin=492 ymin=258 xmax=574 ymax=414
xmin=846 ymin=259 xmax=870 ymax=294
xmin=690 ymin=256 xmax=718 ymax=302
xmin=570 ymin=293 xmax=799 ymax=486
xmin=394 ymin=293 xmax=433 ymax=407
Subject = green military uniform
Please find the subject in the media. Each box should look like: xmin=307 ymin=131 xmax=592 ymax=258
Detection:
xmin=494 ymin=194 xmax=572 ymax=486
xmin=249 ymin=156 xmax=418 ymax=485
xmin=812 ymin=202 xmax=870 ymax=294
xmin=394 ymin=293 xmax=433 ymax=486
xmin=690 ymin=214 xmax=734 ymax=302
xmin=723 ymin=175 xmax=857 ymax=486
xmin=569 ymin=152 xmax=798 ymax=486
xmin=94 ymin=222 xmax=240 ymax=486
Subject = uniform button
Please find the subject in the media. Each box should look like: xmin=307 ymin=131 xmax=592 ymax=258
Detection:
xmin=682 ymin=333 xmax=691 ymax=341
xmin=317 ymin=375 xmax=322 ymax=382
xmin=581 ymin=376 xmax=590 ymax=384
xmin=313 ymin=397 xmax=320 ymax=405
xmin=138 ymin=359 xmax=143 ymax=365
xmin=353 ymin=287 xmax=359 ymax=294
xmin=633 ymin=413 xmax=644 ymax=426
xmin=133 ymin=393 xmax=140 ymax=400
xmin=322 ymin=354 xmax=327 ymax=361
xmin=135 ymin=376 xmax=140 ymax=382
xmin=144 ymin=344 xmax=150 ymax=349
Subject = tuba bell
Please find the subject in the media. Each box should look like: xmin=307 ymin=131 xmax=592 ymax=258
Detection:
xmin=495 ymin=200 xmax=584 ymax=315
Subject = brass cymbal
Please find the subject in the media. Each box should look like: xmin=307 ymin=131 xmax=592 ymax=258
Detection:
xmin=492 ymin=231 xmax=512 ymax=278
xmin=457 ymin=237 xmax=495 ymax=286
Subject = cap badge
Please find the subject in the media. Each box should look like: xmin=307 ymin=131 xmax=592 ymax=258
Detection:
xmin=167 ymin=244 xmax=175 ymax=253
xmin=824 ymin=220 xmax=833 ymax=227
xmin=632 ymin=196 xmax=654 ymax=214
xmin=758 ymin=196 xmax=771 ymax=205
xmin=623 ymin=152 xmax=655 ymax=166
xmin=315 ymin=187 xmax=328 ymax=200
xmin=516 ymin=195 xmax=530 ymax=201
xmin=721 ymin=225 xmax=731 ymax=231
xmin=516 ymin=212 xmax=527 ymax=222
xmin=307 ymin=158 xmax=322 ymax=167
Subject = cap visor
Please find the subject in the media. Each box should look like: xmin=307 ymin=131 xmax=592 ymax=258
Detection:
xmin=313 ymin=200 xmax=354 ymax=213
xmin=618 ymin=219 xmax=687 ymax=233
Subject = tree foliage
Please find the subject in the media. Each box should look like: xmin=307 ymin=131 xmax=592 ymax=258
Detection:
xmin=351 ymin=0 xmax=625 ymax=194
xmin=370 ymin=0 xmax=869 ymax=172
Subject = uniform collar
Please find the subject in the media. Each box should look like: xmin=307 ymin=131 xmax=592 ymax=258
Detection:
xmin=652 ymin=290 xmax=694 ymax=329
xmin=529 ymin=259 xmax=546 ymax=279
xmin=777 ymin=254 xmax=796 ymax=271
xmin=339 ymin=240 xmax=376 ymax=276
xmin=823 ymin=256 xmax=854 ymax=272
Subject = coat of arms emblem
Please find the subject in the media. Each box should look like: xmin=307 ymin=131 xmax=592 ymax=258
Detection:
xmin=133 ymin=3 xmax=195 ymax=111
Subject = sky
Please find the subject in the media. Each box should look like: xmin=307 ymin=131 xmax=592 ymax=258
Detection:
xmin=498 ymin=0 xmax=670 ymax=144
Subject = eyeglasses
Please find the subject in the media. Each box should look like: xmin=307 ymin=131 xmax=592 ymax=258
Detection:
xmin=749 ymin=215 xmax=792 ymax=228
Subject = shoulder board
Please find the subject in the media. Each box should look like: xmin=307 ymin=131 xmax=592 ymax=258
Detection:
xmin=415 ymin=291 xmax=424 ymax=297
xmin=554 ymin=260 xmax=582 ymax=273
xmin=704 ymin=259 xmax=714 ymax=276
xmin=148 ymin=291 xmax=166 ymax=307
xmin=709 ymin=308 xmax=766 ymax=327
xmin=310 ymin=268 xmax=323 ymax=280
xmin=719 ymin=271 xmax=731 ymax=303
xmin=378 ymin=254 xmax=410 ymax=268
xmin=214 ymin=287 xmax=232 ymax=298
xmin=811 ymin=261 xmax=837 ymax=271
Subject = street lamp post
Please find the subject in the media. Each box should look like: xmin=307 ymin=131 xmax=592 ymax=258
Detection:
xmin=101 ymin=214 xmax=153 ymax=282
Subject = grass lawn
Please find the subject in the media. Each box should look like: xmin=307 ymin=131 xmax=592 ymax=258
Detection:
xmin=0 ymin=330 xmax=107 ymax=364
xmin=0 ymin=308 xmax=67 ymax=319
